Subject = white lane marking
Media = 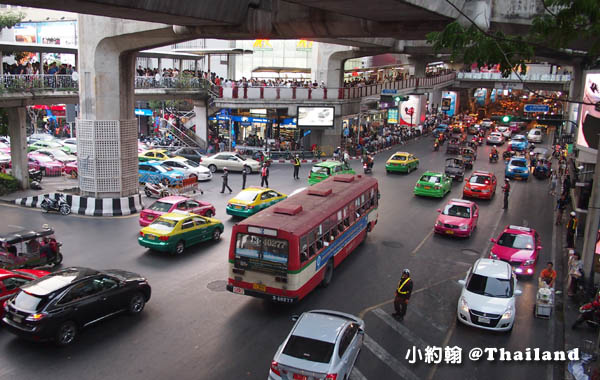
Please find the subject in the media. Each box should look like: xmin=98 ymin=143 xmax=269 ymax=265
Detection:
xmin=7 ymin=224 xmax=23 ymax=229
xmin=350 ymin=367 xmax=368 ymax=380
xmin=363 ymin=334 xmax=420 ymax=380
xmin=480 ymin=200 xmax=507 ymax=258
xmin=372 ymin=308 xmax=430 ymax=350
xmin=407 ymin=307 xmax=448 ymax=333
xmin=410 ymin=229 xmax=433 ymax=256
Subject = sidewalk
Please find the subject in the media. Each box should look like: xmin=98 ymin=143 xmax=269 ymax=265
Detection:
xmin=0 ymin=174 xmax=78 ymax=203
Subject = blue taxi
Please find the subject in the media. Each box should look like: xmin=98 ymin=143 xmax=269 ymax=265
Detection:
xmin=139 ymin=161 xmax=185 ymax=185
xmin=505 ymin=157 xmax=529 ymax=180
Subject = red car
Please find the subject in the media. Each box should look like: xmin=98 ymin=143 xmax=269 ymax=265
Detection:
xmin=434 ymin=198 xmax=479 ymax=238
xmin=139 ymin=195 xmax=216 ymax=227
xmin=490 ymin=225 xmax=541 ymax=276
xmin=463 ymin=170 xmax=497 ymax=200
xmin=28 ymin=153 xmax=64 ymax=176
xmin=0 ymin=268 xmax=50 ymax=318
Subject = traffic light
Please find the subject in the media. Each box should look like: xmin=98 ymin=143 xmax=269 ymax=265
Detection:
xmin=502 ymin=115 xmax=511 ymax=123
xmin=394 ymin=95 xmax=409 ymax=102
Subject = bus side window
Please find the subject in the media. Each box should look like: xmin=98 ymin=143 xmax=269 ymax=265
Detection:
xmin=300 ymin=235 xmax=309 ymax=263
xmin=338 ymin=221 xmax=344 ymax=232
xmin=316 ymin=226 xmax=324 ymax=250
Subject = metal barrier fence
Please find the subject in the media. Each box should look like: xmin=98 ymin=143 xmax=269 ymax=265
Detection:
xmin=0 ymin=74 xmax=212 ymax=92
xmin=216 ymin=73 xmax=457 ymax=100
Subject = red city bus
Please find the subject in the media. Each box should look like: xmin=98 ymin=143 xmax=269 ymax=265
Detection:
xmin=227 ymin=174 xmax=379 ymax=303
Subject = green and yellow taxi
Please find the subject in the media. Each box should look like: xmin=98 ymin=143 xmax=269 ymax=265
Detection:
xmin=138 ymin=211 xmax=224 ymax=254
xmin=385 ymin=152 xmax=419 ymax=173
xmin=139 ymin=149 xmax=177 ymax=162
xmin=308 ymin=160 xmax=355 ymax=185
xmin=413 ymin=171 xmax=452 ymax=198
xmin=226 ymin=187 xmax=287 ymax=217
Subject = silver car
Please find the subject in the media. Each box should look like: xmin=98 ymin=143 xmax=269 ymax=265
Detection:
xmin=269 ymin=310 xmax=364 ymax=380
xmin=35 ymin=148 xmax=77 ymax=163
xmin=201 ymin=151 xmax=261 ymax=173
xmin=486 ymin=132 xmax=505 ymax=145
xmin=527 ymin=128 xmax=543 ymax=143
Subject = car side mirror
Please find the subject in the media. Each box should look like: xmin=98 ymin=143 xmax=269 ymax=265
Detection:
xmin=358 ymin=328 xmax=365 ymax=335
xmin=437 ymin=209 xmax=441 ymax=213
xmin=291 ymin=314 xmax=299 ymax=322
xmin=514 ymin=289 xmax=523 ymax=296
xmin=490 ymin=238 xmax=496 ymax=243
xmin=458 ymin=279 xmax=466 ymax=286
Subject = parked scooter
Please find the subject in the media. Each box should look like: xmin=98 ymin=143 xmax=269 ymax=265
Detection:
xmin=29 ymin=168 xmax=43 ymax=182
xmin=144 ymin=181 xmax=173 ymax=198
xmin=40 ymin=195 xmax=71 ymax=215
xmin=572 ymin=302 xmax=600 ymax=329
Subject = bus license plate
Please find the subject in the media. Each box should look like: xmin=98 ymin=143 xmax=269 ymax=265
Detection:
xmin=253 ymin=283 xmax=266 ymax=292
xmin=478 ymin=316 xmax=490 ymax=324
xmin=232 ymin=287 xmax=244 ymax=295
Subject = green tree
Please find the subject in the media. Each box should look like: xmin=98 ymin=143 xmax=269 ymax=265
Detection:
xmin=427 ymin=0 xmax=599 ymax=76
xmin=0 ymin=11 xmax=24 ymax=31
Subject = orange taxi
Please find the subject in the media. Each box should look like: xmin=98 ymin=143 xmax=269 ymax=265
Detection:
xmin=462 ymin=170 xmax=497 ymax=200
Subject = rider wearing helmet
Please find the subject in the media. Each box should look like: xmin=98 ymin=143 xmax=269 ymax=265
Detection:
xmin=567 ymin=211 xmax=578 ymax=248
xmin=393 ymin=269 xmax=413 ymax=321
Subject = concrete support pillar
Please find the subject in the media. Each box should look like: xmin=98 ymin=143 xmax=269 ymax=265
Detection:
xmin=7 ymin=107 xmax=29 ymax=190
xmin=0 ymin=51 xmax=3 ymax=77
xmin=409 ymin=56 xmax=429 ymax=77
xmin=431 ymin=89 xmax=442 ymax=113
xmin=178 ymin=58 xmax=182 ymax=73
xmin=193 ymin=101 xmax=208 ymax=148
xmin=312 ymin=43 xmax=356 ymax=89
xmin=39 ymin=52 xmax=43 ymax=74
xmin=158 ymin=58 xmax=162 ymax=73
xmin=567 ymin=64 xmax=583 ymax=135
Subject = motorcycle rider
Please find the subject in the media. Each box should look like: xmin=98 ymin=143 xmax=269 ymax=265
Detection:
xmin=490 ymin=146 xmax=498 ymax=160
xmin=572 ymin=291 xmax=600 ymax=329
xmin=40 ymin=236 xmax=58 ymax=262
xmin=434 ymin=137 xmax=440 ymax=150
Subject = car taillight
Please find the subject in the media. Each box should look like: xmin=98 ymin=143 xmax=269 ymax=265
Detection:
xmin=270 ymin=361 xmax=281 ymax=376
xmin=26 ymin=312 xmax=47 ymax=322
xmin=139 ymin=231 xmax=144 ymax=237
xmin=247 ymin=205 xmax=254 ymax=209
xmin=3 ymin=300 xmax=8 ymax=310
xmin=159 ymin=236 xmax=169 ymax=241
xmin=326 ymin=374 xmax=337 ymax=380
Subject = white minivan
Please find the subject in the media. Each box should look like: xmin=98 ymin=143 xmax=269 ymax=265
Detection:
xmin=457 ymin=258 xmax=522 ymax=332
xmin=527 ymin=128 xmax=543 ymax=143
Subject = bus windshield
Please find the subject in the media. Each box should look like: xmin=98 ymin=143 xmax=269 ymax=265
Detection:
xmin=235 ymin=233 xmax=289 ymax=275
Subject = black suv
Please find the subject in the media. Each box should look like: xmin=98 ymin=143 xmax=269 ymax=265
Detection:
xmin=2 ymin=267 xmax=151 ymax=346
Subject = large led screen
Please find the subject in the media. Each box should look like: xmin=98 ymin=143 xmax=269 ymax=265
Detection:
xmin=297 ymin=107 xmax=335 ymax=128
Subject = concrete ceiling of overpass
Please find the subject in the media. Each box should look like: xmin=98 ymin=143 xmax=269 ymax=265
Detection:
xmin=3 ymin=0 xmax=455 ymax=40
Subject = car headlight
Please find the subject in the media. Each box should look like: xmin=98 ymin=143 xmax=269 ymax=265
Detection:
xmin=501 ymin=305 xmax=513 ymax=320
xmin=524 ymin=259 xmax=535 ymax=266
xmin=436 ymin=221 xmax=443 ymax=226
xmin=459 ymin=224 xmax=469 ymax=231
xmin=490 ymin=253 xmax=498 ymax=259
xmin=460 ymin=296 xmax=469 ymax=313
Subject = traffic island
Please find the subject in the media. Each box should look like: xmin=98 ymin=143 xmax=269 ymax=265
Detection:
xmin=13 ymin=192 xmax=142 ymax=216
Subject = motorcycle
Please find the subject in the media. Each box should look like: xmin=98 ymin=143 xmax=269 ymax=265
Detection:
xmin=489 ymin=152 xmax=498 ymax=163
xmin=144 ymin=181 xmax=173 ymax=198
xmin=433 ymin=142 xmax=439 ymax=151
xmin=572 ymin=302 xmax=600 ymax=329
xmin=29 ymin=168 xmax=43 ymax=182
xmin=40 ymin=195 xmax=71 ymax=215
xmin=363 ymin=161 xmax=373 ymax=174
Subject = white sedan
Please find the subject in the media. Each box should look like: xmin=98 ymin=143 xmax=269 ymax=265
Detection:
xmin=496 ymin=126 xmax=511 ymax=139
xmin=486 ymin=132 xmax=504 ymax=145
xmin=269 ymin=310 xmax=364 ymax=380
xmin=160 ymin=157 xmax=212 ymax=181
xmin=457 ymin=258 xmax=521 ymax=332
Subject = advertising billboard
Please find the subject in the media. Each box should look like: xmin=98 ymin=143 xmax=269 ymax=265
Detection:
xmin=297 ymin=106 xmax=335 ymax=128
xmin=387 ymin=108 xmax=398 ymax=124
xmin=399 ymin=96 xmax=420 ymax=126
xmin=577 ymin=72 xmax=600 ymax=151
xmin=442 ymin=91 xmax=458 ymax=117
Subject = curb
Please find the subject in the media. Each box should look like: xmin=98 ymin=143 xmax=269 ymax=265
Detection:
xmin=14 ymin=192 xmax=143 ymax=216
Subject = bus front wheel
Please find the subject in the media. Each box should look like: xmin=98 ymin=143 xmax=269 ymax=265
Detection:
xmin=321 ymin=260 xmax=334 ymax=288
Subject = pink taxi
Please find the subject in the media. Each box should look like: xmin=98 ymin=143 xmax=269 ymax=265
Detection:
xmin=434 ymin=198 xmax=479 ymax=238
xmin=490 ymin=225 xmax=541 ymax=276
xmin=139 ymin=195 xmax=216 ymax=227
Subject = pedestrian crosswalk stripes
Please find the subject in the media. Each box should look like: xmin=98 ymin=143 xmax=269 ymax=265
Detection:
xmin=363 ymin=334 xmax=421 ymax=380
xmin=372 ymin=307 xmax=431 ymax=350
xmin=350 ymin=367 xmax=368 ymax=380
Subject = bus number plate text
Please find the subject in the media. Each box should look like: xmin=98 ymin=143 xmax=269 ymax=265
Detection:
xmin=232 ymin=287 xmax=244 ymax=295
xmin=272 ymin=296 xmax=294 ymax=303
